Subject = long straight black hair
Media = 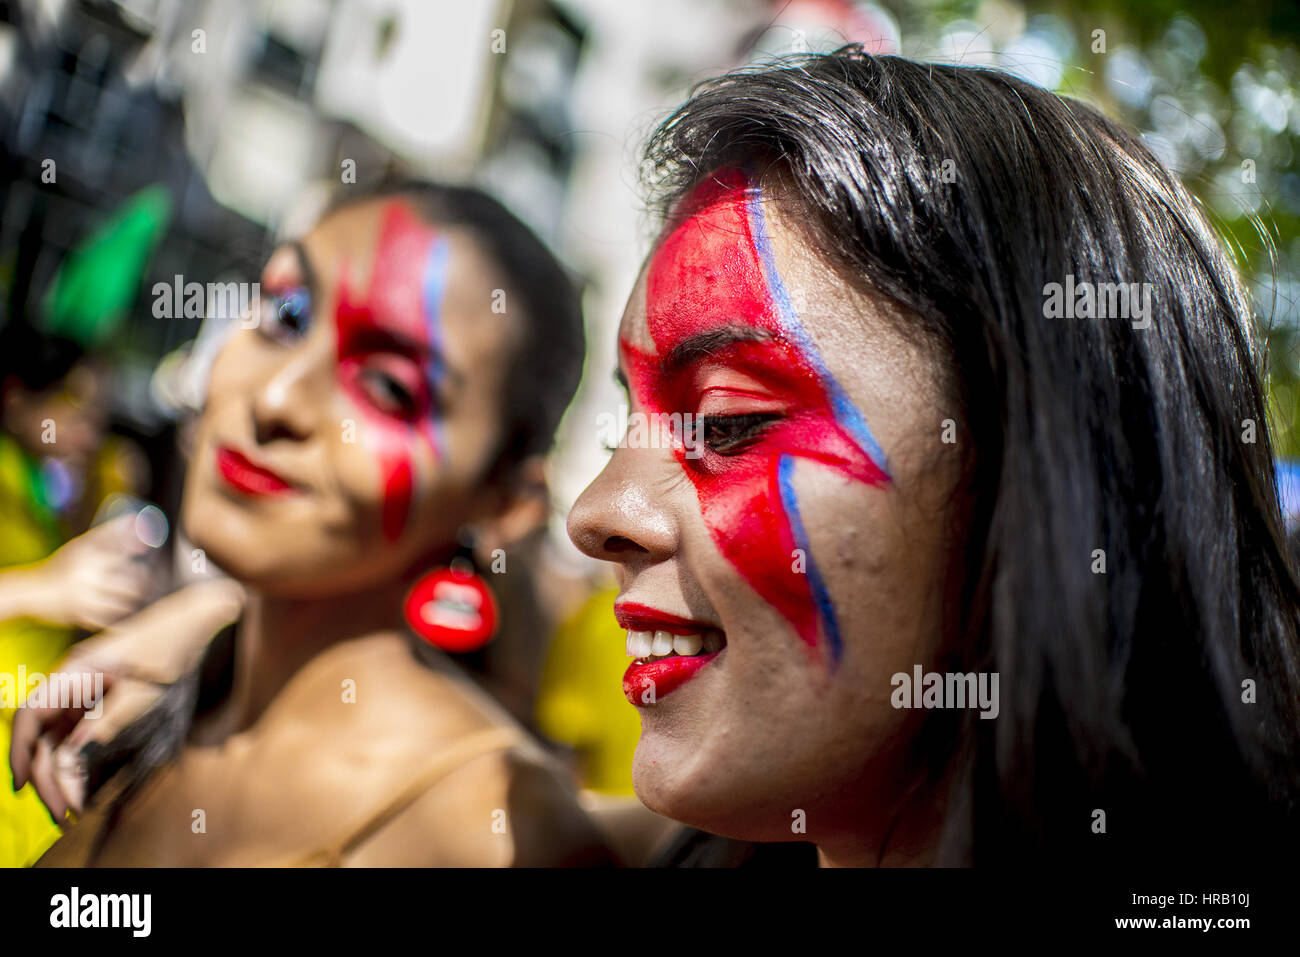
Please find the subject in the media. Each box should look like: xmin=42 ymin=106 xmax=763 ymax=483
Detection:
xmin=644 ymin=48 xmax=1300 ymax=865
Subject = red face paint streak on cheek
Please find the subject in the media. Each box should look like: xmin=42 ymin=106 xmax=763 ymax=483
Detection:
xmin=335 ymin=202 xmax=443 ymax=541
xmin=623 ymin=344 xmax=825 ymax=649
xmin=337 ymin=358 xmax=417 ymax=541
xmin=626 ymin=172 xmax=886 ymax=654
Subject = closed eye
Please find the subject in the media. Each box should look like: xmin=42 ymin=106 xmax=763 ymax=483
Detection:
xmin=356 ymin=366 xmax=421 ymax=420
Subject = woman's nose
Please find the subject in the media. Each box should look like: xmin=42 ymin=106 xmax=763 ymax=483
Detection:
xmin=567 ymin=447 xmax=680 ymax=566
xmin=250 ymin=349 xmax=323 ymax=444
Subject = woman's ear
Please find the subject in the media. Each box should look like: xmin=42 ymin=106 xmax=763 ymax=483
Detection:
xmin=472 ymin=455 xmax=551 ymax=563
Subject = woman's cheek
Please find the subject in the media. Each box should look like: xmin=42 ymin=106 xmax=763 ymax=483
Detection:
xmin=205 ymin=331 xmax=258 ymax=402
xmin=332 ymin=365 xmax=434 ymax=542
xmin=800 ymin=468 xmax=943 ymax=694
xmin=326 ymin=389 xmax=418 ymax=540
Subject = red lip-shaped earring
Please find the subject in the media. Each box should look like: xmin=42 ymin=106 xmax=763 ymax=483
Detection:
xmin=404 ymin=541 xmax=499 ymax=653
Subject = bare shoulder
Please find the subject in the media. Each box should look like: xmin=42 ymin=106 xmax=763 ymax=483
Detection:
xmin=341 ymin=743 xmax=618 ymax=867
xmin=245 ymin=631 xmax=616 ymax=866
xmin=266 ymin=630 xmax=499 ymax=739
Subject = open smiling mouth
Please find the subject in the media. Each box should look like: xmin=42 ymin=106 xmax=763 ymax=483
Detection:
xmin=616 ymin=602 xmax=728 ymax=705
xmin=626 ymin=628 xmax=724 ymax=660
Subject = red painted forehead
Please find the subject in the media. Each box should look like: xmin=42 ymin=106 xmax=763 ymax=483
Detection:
xmin=338 ymin=200 xmax=447 ymax=351
xmin=643 ymin=169 xmax=780 ymax=351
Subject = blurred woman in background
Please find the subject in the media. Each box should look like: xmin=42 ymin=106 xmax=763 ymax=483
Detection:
xmin=13 ymin=180 xmax=614 ymax=865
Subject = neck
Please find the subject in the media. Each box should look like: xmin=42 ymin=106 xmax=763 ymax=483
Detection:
xmin=815 ymin=825 xmax=939 ymax=868
xmin=815 ymin=763 xmax=954 ymax=868
xmin=197 ymin=574 xmax=415 ymax=741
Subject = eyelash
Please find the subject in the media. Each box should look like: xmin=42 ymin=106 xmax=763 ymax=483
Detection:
xmin=599 ymin=413 xmax=780 ymax=454
xmin=700 ymin=412 xmax=780 ymax=455
xmin=357 ymin=367 xmax=419 ymax=419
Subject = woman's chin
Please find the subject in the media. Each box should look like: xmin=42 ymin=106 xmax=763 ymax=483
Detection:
xmin=632 ymin=738 xmax=740 ymax=838
xmin=184 ymin=513 xmax=301 ymax=591
xmin=633 ymin=734 xmax=818 ymax=843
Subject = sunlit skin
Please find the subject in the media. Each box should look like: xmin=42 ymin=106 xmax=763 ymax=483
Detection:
xmin=334 ymin=201 xmax=451 ymax=541
xmin=184 ymin=199 xmax=508 ymax=596
xmin=52 ymin=197 xmax=611 ymax=866
xmin=624 ymin=169 xmax=891 ymax=662
xmin=568 ymin=173 xmax=964 ymax=866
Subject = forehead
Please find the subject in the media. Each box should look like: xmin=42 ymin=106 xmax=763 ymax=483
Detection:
xmin=620 ymin=175 xmax=859 ymax=353
xmin=305 ymin=198 xmax=516 ymax=370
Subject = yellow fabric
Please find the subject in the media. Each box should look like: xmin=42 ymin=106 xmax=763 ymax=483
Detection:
xmin=0 ymin=435 xmax=72 ymax=867
xmin=0 ymin=622 xmax=72 ymax=867
xmin=535 ymin=584 xmax=639 ymax=795
xmin=0 ymin=435 xmax=61 ymax=566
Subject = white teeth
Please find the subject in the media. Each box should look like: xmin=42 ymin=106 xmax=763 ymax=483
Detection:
xmin=673 ymin=633 xmax=703 ymax=656
xmin=626 ymin=627 xmax=726 ymax=660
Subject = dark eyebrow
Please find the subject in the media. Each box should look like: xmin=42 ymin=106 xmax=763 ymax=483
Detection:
xmin=612 ymin=325 xmax=774 ymax=388
xmin=661 ymin=325 xmax=773 ymax=374
xmin=289 ymin=240 xmax=462 ymax=396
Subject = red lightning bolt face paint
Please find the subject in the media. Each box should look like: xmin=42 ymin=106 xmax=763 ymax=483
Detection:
xmin=335 ymin=201 xmax=451 ymax=541
xmin=622 ymin=170 xmax=890 ymax=665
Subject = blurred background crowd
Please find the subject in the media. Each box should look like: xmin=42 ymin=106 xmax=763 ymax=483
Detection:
xmin=1 ymin=0 xmax=1298 ymax=856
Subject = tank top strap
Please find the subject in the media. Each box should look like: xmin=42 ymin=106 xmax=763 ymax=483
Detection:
xmin=274 ymin=724 xmax=528 ymax=867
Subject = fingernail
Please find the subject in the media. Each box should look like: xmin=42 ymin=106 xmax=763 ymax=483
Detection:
xmin=55 ymin=753 xmax=86 ymax=813
xmin=64 ymin=773 xmax=85 ymax=814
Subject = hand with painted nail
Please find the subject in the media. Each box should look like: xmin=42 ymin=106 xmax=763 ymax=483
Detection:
xmin=0 ymin=513 xmax=158 ymax=632
xmin=11 ymin=672 xmax=165 ymax=824
xmin=9 ymin=579 xmax=245 ymax=821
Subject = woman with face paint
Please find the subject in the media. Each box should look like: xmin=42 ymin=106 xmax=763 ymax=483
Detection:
xmin=12 ymin=181 xmax=614 ymax=866
xmin=567 ymin=49 xmax=1300 ymax=867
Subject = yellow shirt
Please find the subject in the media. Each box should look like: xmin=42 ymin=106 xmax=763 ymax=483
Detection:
xmin=0 ymin=435 xmax=73 ymax=867
xmin=535 ymin=585 xmax=639 ymax=795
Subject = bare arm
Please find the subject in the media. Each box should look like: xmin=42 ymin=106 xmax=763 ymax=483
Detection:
xmin=0 ymin=514 xmax=155 ymax=631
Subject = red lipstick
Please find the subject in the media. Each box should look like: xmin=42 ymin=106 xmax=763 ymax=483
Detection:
xmin=615 ymin=602 xmax=724 ymax=705
xmin=623 ymin=654 xmax=719 ymax=705
xmin=614 ymin=602 xmax=716 ymax=636
xmin=215 ymin=446 xmax=294 ymax=496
